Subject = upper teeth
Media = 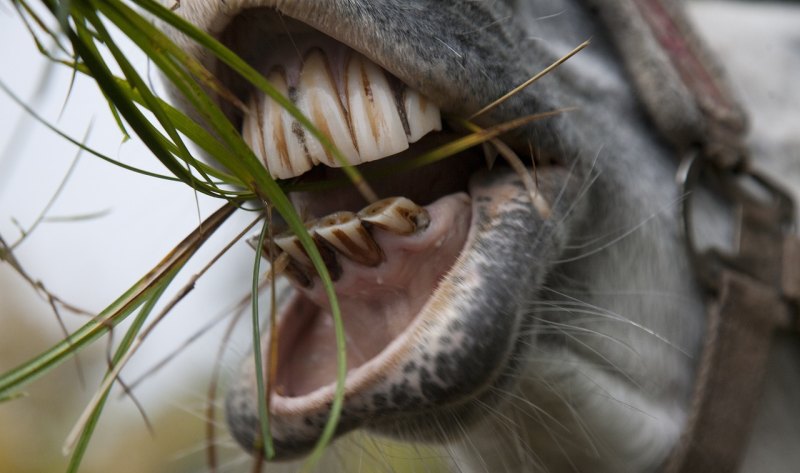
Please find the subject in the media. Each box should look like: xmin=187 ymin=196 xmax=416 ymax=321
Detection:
xmin=243 ymin=50 xmax=442 ymax=180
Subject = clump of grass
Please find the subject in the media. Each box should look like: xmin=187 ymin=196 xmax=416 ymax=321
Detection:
xmin=4 ymin=0 xmax=352 ymax=469
xmin=1 ymin=1 xmax=585 ymax=472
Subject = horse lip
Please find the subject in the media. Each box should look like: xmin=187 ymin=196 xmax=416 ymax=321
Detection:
xmin=225 ymin=168 xmax=579 ymax=459
xmin=263 ymin=168 xmax=574 ymax=417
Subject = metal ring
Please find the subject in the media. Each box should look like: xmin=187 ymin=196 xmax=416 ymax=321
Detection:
xmin=677 ymin=150 xmax=715 ymax=290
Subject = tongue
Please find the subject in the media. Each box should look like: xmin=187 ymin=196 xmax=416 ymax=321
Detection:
xmin=276 ymin=193 xmax=471 ymax=397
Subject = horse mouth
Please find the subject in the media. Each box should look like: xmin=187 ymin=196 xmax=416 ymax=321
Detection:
xmin=234 ymin=17 xmax=488 ymax=395
xmin=208 ymin=8 xmax=567 ymax=458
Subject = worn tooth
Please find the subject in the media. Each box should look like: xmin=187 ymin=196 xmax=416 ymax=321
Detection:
xmin=298 ymin=50 xmax=361 ymax=168
xmin=346 ymin=53 xmax=409 ymax=162
xmin=403 ymin=87 xmax=442 ymax=143
xmin=357 ymin=197 xmax=431 ymax=235
xmin=244 ymin=50 xmax=444 ymax=180
xmin=259 ymin=252 xmax=310 ymax=288
xmin=280 ymin=77 xmax=315 ymax=178
xmin=315 ymin=212 xmax=384 ymax=266
xmin=311 ymin=234 xmax=343 ymax=281
xmin=247 ymin=233 xmax=278 ymax=261
xmin=274 ymin=225 xmax=342 ymax=281
xmin=244 ymin=237 xmax=312 ymax=288
xmin=274 ymin=230 xmax=312 ymax=267
xmin=284 ymin=255 xmax=314 ymax=288
xmin=245 ymin=70 xmax=313 ymax=179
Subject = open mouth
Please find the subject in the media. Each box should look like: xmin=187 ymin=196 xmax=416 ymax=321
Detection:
xmin=204 ymin=7 xmax=573 ymax=458
xmin=226 ymin=16 xmax=513 ymax=392
xmin=236 ymin=16 xmax=493 ymax=408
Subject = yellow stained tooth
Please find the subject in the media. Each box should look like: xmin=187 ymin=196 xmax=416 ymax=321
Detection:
xmin=346 ymin=53 xmax=409 ymax=163
xmin=243 ymin=52 xmax=441 ymax=180
xmin=315 ymin=212 xmax=384 ymax=266
xmin=274 ymin=231 xmax=312 ymax=267
xmin=358 ymin=197 xmax=430 ymax=235
xmin=244 ymin=237 xmax=312 ymax=288
xmin=284 ymin=257 xmax=314 ymax=288
xmin=274 ymin=222 xmax=342 ymax=281
xmin=403 ymin=87 xmax=442 ymax=143
xmin=276 ymin=71 xmax=315 ymax=178
xmin=244 ymin=70 xmax=312 ymax=179
xmin=299 ymin=50 xmax=360 ymax=168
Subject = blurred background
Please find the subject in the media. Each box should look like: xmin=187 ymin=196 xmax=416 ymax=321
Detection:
xmin=0 ymin=3 xmax=262 ymax=472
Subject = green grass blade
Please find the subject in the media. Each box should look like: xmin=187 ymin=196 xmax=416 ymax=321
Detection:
xmin=0 ymin=391 xmax=27 ymax=403
xmin=15 ymin=1 xmax=71 ymax=56
xmin=72 ymin=5 xmax=218 ymax=194
xmin=14 ymin=2 xmax=352 ymax=467
xmin=90 ymin=1 xmax=241 ymax=185
xmin=66 ymin=275 xmax=174 ymax=473
xmin=63 ymin=12 xmax=224 ymax=198
xmin=61 ymin=58 xmax=250 ymax=188
xmin=93 ymin=20 xmax=351 ymax=455
xmin=250 ymin=218 xmax=274 ymax=458
xmin=131 ymin=0 xmax=376 ymax=201
xmin=0 ymin=203 xmax=237 ymax=398
xmin=0 ymin=78 xmax=180 ymax=182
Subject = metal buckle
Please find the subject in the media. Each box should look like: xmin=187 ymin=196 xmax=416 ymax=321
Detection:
xmin=677 ymin=150 xmax=797 ymax=294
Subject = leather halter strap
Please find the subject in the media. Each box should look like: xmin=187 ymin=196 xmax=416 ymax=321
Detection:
xmin=585 ymin=0 xmax=800 ymax=471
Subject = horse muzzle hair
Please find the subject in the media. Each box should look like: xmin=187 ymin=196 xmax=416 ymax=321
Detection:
xmin=159 ymin=1 xmax=800 ymax=471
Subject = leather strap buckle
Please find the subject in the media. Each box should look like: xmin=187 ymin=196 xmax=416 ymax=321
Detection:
xmin=678 ymin=151 xmax=799 ymax=326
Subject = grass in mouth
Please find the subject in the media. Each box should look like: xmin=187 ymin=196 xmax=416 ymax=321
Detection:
xmin=1 ymin=1 xmax=586 ymax=471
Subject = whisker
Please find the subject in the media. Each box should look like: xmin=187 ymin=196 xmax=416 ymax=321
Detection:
xmin=537 ymin=288 xmax=691 ymax=356
xmin=554 ymin=194 xmax=685 ymax=264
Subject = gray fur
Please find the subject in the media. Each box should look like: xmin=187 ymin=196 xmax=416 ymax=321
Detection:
xmin=160 ymin=0 xmax=800 ymax=471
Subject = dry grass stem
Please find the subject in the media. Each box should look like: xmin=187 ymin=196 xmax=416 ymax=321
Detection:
xmin=490 ymin=138 xmax=552 ymax=218
xmin=470 ymin=40 xmax=590 ymax=119
xmin=63 ymin=207 xmax=257 ymax=455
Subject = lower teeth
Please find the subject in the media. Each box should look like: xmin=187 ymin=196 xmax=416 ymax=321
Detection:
xmin=315 ymin=212 xmax=384 ymax=267
xmin=358 ymin=196 xmax=431 ymax=235
xmin=254 ymin=197 xmax=429 ymax=283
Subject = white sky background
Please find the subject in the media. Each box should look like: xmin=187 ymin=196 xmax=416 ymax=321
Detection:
xmin=0 ymin=4 xmax=257 ymax=412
